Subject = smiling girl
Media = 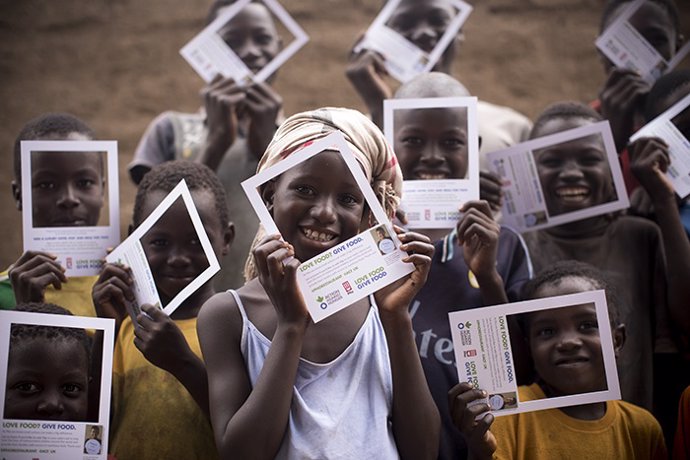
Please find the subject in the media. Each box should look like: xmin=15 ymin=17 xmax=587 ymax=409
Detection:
xmin=198 ymin=107 xmax=440 ymax=459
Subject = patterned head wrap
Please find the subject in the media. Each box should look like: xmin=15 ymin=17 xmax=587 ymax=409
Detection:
xmin=243 ymin=107 xmax=402 ymax=281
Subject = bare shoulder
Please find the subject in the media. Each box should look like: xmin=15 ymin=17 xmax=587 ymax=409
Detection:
xmin=198 ymin=290 xmax=242 ymax=337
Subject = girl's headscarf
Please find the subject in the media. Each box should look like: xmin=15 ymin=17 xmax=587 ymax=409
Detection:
xmin=243 ymin=107 xmax=402 ymax=281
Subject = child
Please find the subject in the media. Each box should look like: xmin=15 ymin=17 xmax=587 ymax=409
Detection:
xmin=595 ymin=0 xmax=683 ymax=190
xmin=519 ymin=101 xmax=677 ymax=413
xmin=4 ymin=302 xmax=91 ymax=422
xmin=346 ymin=1 xmax=531 ymax=154
xmin=393 ymin=72 xmax=533 ymax=459
xmin=2 ymin=113 xmax=101 ymax=317
xmin=93 ymin=161 xmax=234 ymax=460
xmin=129 ymin=0 xmax=283 ymax=292
xmin=198 ymin=107 xmax=441 ymax=459
xmin=449 ymin=260 xmax=667 ymax=460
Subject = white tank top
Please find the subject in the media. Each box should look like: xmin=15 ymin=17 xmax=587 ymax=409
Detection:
xmin=230 ymin=290 xmax=400 ymax=460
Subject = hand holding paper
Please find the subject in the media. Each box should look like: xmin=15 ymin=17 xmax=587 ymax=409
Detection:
xmin=92 ymin=261 xmax=134 ymax=330
xmin=456 ymin=201 xmax=500 ymax=283
xmin=448 ymin=382 xmax=496 ymax=460
xmin=599 ymin=68 xmax=650 ymax=151
xmin=133 ymin=304 xmax=195 ymax=374
xmin=9 ymin=250 xmax=67 ymax=303
xmin=629 ymin=136 xmax=674 ymax=201
xmin=245 ymin=81 xmax=283 ymax=158
xmin=346 ymin=44 xmax=391 ymax=128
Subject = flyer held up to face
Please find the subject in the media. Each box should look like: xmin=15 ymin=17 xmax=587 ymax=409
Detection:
xmin=242 ymin=131 xmax=414 ymax=323
xmin=449 ymin=290 xmax=621 ymax=417
xmin=384 ymin=96 xmax=479 ymax=228
xmin=180 ymin=0 xmax=308 ymax=85
xmin=21 ymin=140 xmax=120 ymax=277
xmin=485 ymin=121 xmax=629 ymax=233
xmin=106 ymin=180 xmax=220 ymax=318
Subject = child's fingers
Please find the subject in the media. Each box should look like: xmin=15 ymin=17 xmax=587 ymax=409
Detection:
xmin=266 ymin=247 xmax=295 ymax=280
xmin=396 ymin=228 xmax=432 ymax=245
xmin=469 ymin=412 xmax=495 ymax=445
xmin=13 ymin=250 xmax=58 ymax=267
xmin=252 ymin=235 xmax=288 ymax=276
xmin=460 ymin=200 xmax=492 ymax=217
xmin=400 ymin=240 xmax=434 ymax=258
xmin=140 ymin=303 xmax=165 ymax=321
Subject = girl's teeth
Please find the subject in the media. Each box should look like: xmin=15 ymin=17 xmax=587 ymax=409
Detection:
xmin=303 ymin=228 xmax=334 ymax=242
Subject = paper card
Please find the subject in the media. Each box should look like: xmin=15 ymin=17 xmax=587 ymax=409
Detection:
xmin=356 ymin=0 xmax=473 ymax=83
xmin=105 ymin=180 xmax=220 ymax=317
xmin=449 ymin=290 xmax=620 ymax=417
xmin=384 ymin=96 xmax=479 ymax=228
xmin=180 ymin=0 xmax=308 ymax=85
xmin=21 ymin=140 xmax=120 ymax=277
xmin=630 ymin=92 xmax=690 ymax=199
xmin=485 ymin=121 xmax=629 ymax=233
xmin=0 ymin=310 xmax=115 ymax=459
xmin=595 ymin=0 xmax=690 ymax=84
xmin=242 ymin=131 xmax=415 ymax=323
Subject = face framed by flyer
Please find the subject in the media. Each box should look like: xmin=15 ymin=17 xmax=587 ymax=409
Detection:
xmin=242 ymin=131 xmax=414 ymax=323
xmin=180 ymin=0 xmax=308 ymax=85
xmin=357 ymin=0 xmax=473 ymax=83
xmin=106 ymin=180 xmax=220 ymax=316
xmin=449 ymin=290 xmax=621 ymax=417
xmin=0 ymin=310 xmax=114 ymax=459
xmin=21 ymin=140 xmax=120 ymax=277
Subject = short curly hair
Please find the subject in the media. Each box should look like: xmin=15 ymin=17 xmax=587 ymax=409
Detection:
xmin=10 ymin=302 xmax=92 ymax=365
xmin=530 ymin=101 xmax=603 ymax=140
xmin=132 ymin=160 xmax=229 ymax=229
xmin=13 ymin=113 xmax=94 ymax=181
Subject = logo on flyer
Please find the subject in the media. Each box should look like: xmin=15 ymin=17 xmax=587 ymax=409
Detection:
xmin=457 ymin=321 xmax=472 ymax=330
xmin=66 ymin=257 xmax=73 ymax=269
xmin=342 ymin=281 xmax=354 ymax=295
xmin=463 ymin=349 xmax=477 ymax=358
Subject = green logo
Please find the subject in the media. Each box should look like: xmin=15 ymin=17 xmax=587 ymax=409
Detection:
xmin=316 ymin=296 xmax=324 ymax=302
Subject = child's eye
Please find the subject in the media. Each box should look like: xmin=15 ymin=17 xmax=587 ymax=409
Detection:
xmin=538 ymin=157 xmax=561 ymax=168
xmin=579 ymin=155 xmax=603 ymax=167
xmin=255 ymin=34 xmax=274 ymax=46
xmin=339 ymin=194 xmax=361 ymax=206
xmin=401 ymin=136 xmax=423 ymax=147
xmin=62 ymin=383 xmax=84 ymax=397
xmin=150 ymin=238 xmax=168 ymax=248
xmin=35 ymin=181 xmax=56 ymax=190
xmin=294 ymin=185 xmax=316 ymax=197
xmin=13 ymin=382 xmax=41 ymax=395
xmin=442 ymin=138 xmax=466 ymax=148
xmin=76 ymin=178 xmax=96 ymax=189
xmin=579 ymin=321 xmax=599 ymax=332
xmin=535 ymin=327 xmax=555 ymax=338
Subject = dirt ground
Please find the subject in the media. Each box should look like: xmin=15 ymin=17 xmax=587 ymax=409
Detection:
xmin=1 ymin=0 xmax=689 ymax=269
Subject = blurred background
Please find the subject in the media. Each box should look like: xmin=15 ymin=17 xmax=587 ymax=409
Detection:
xmin=1 ymin=0 xmax=689 ymax=268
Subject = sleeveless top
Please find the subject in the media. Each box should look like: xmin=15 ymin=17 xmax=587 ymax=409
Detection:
xmin=229 ymin=290 xmax=399 ymax=459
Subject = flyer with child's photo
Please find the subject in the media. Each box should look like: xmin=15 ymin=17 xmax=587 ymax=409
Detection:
xmin=630 ymin=91 xmax=690 ymax=199
xmin=383 ymin=96 xmax=479 ymax=228
xmin=449 ymin=290 xmax=620 ymax=416
xmin=105 ymin=180 xmax=220 ymax=317
xmin=595 ymin=0 xmax=690 ymax=84
xmin=0 ymin=310 xmax=114 ymax=460
xmin=180 ymin=0 xmax=308 ymax=85
xmin=21 ymin=140 xmax=120 ymax=277
xmin=242 ymin=131 xmax=415 ymax=323
xmin=355 ymin=0 xmax=473 ymax=83
xmin=485 ymin=121 xmax=629 ymax=233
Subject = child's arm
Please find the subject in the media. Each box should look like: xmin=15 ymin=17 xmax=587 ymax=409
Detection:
xmin=91 ymin=262 xmax=133 ymax=334
xmin=8 ymin=250 xmax=68 ymax=303
xmin=244 ymin=81 xmax=282 ymax=159
xmin=133 ymin=303 xmax=210 ymax=418
xmin=195 ymin=76 xmax=246 ymax=171
xmin=448 ymin=382 xmax=496 ymax=460
xmin=457 ymin=201 xmax=508 ymax=306
xmin=374 ymin=227 xmax=441 ymax=459
xmin=599 ymin=68 xmax=650 ymax=152
xmin=629 ymin=136 xmax=690 ymax=338
xmin=345 ymin=41 xmax=391 ymax=129
xmin=198 ymin=234 xmax=309 ymax=459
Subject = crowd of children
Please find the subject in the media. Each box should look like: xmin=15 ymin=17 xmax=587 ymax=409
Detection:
xmin=2 ymin=0 xmax=690 ymax=459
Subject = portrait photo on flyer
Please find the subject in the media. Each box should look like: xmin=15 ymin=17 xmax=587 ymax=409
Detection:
xmin=105 ymin=180 xmax=220 ymax=317
xmin=383 ymin=96 xmax=479 ymax=229
xmin=20 ymin=140 xmax=120 ymax=278
xmin=595 ymin=0 xmax=690 ymax=84
xmin=241 ymin=131 xmax=414 ymax=323
xmin=180 ymin=0 xmax=308 ymax=85
xmin=0 ymin=310 xmax=115 ymax=460
xmin=449 ymin=290 xmax=621 ymax=417
xmin=355 ymin=0 xmax=473 ymax=83
xmin=485 ymin=121 xmax=629 ymax=233
xmin=631 ymin=91 xmax=690 ymax=199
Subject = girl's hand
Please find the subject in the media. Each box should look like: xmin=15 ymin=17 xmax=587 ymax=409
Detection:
xmin=252 ymin=234 xmax=310 ymax=328
xmin=457 ymin=201 xmax=500 ymax=280
xmin=374 ymin=226 xmax=433 ymax=314
xmin=92 ymin=262 xmax=134 ymax=330
xmin=134 ymin=304 xmax=191 ymax=374
xmin=9 ymin=250 xmax=67 ymax=303
xmin=245 ymin=82 xmax=282 ymax=159
xmin=629 ymin=136 xmax=674 ymax=202
xmin=448 ymin=382 xmax=496 ymax=460
xmin=599 ymin=68 xmax=650 ymax=152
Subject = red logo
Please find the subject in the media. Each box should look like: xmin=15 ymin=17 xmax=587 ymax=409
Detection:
xmin=463 ymin=349 xmax=477 ymax=358
xmin=342 ymin=281 xmax=353 ymax=294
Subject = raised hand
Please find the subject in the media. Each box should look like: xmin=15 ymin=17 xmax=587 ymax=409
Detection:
xmin=9 ymin=251 xmax=68 ymax=303
xmin=245 ymin=81 xmax=282 ymax=159
xmin=92 ymin=262 xmax=134 ymax=329
xmin=448 ymin=382 xmax=496 ymax=460
xmin=346 ymin=39 xmax=392 ymax=129
xmin=599 ymin=68 xmax=650 ymax=152
xmin=629 ymin=136 xmax=674 ymax=202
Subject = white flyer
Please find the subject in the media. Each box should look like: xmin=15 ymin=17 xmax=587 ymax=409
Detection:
xmin=242 ymin=131 xmax=415 ymax=323
xmin=595 ymin=0 xmax=690 ymax=84
xmin=20 ymin=140 xmax=120 ymax=277
xmin=485 ymin=121 xmax=629 ymax=233
xmin=105 ymin=180 xmax=220 ymax=317
xmin=449 ymin=290 xmax=620 ymax=416
xmin=356 ymin=0 xmax=473 ymax=83
xmin=630 ymin=91 xmax=690 ymax=199
xmin=180 ymin=0 xmax=308 ymax=85
xmin=0 ymin=310 xmax=115 ymax=460
xmin=384 ymin=96 xmax=479 ymax=228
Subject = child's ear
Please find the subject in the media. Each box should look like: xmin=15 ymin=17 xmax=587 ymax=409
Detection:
xmin=222 ymin=222 xmax=235 ymax=257
xmin=261 ymin=180 xmax=277 ymax=216
xmin=612 ymin=323 xmax=626 ymax=357
xmin=11 ymin=180 xmax=21 ymax=211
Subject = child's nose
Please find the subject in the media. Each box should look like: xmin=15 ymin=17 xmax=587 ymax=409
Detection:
xmin=411 ymin=21 xmax=438 ymax=46
xmin=556 ymin=332 xmax=583 ymax=350
xmin=57 ymin=184 xmax=80 ymax=208
xmin=558 ymin=160 xmax=585 ymax=180
xmin=166 ymin=246 xmax=191 ymax=267
xmin=36 ymin=391 xmax=65 ymax=417
xmin=239 ymin=39 xmax=262 ymax=62
xmin=310 ymin=196 xmax=337 ymax=224
xmin=420 ymin=144 xmax=445 ymax=165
